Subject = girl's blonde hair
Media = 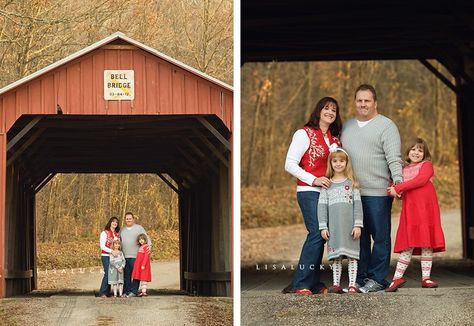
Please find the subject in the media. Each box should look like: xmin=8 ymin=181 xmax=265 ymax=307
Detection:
xmin=404 ymin=137 xmax=432 ymax=165
xmin=112 ymin=239 xmax=121 ymax=250
xmin=325 ymin=149 xmax=359 ymax=188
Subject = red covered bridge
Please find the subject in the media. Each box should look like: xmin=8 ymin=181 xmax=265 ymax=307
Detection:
xmin=0 ymin=32 xmax=233 ymax=297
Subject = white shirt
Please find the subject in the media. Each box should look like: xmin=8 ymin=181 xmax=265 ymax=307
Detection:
xmin=356 ymin=116 xmax=376 ymax=128
xmin=284 ymin=129 xmax=330 ymax=192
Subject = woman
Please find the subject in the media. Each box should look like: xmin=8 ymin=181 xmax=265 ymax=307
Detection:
xmin=98 ymin=216 xmax=121 ymax=298
xmin=284 ymin=97 xmax=342 ymax=295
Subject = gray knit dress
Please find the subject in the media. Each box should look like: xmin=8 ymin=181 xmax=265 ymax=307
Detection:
xmin=318 ymin=179 xmax=363 ymax=260
xmin=108 ymin=251 xmax=126 ymax=285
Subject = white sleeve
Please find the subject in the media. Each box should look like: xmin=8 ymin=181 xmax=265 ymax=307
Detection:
xmin=284 ymin=129 xmax=317 ymax=186
xmin=99 ymin=231 xmax=112 ymax=254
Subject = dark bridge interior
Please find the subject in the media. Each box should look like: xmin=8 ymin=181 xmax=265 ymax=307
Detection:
xmin=242 ymin=0 xmax=474 ymax=258
xmin=5 ymin=114 xmax=231 ymax=296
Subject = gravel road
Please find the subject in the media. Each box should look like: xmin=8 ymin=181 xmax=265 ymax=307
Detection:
xmin=241 ymin=209 xmax=474 ymax=326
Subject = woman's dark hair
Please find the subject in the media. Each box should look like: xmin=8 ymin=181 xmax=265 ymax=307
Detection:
xmin=304 ymin=96 xmax=342 ymax=137
xmin=104 ymin=216 xmax=120 ymax=232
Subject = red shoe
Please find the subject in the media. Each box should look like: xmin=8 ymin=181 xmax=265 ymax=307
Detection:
xmin=385 ymin=278 xmax=407 ymax=292
xmin=421 ymin=279 xmax=438 ymax=288
xmin=295 ymin=288 xmax=312 ymax=295
xmin=347 ymin=286 xmax=360 ymax=294
xmin=328 ymin=285 xmax=343 ymax=294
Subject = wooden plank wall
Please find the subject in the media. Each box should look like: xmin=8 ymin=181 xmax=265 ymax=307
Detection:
xmin=1 ymin=47 xmax=232 ymax=133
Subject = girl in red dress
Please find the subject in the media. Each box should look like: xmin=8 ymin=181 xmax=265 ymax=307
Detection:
xmin=131 ymin=233 xmax=152 ymax=296
xmin=385 ymin=138 xmax=446 ymax=292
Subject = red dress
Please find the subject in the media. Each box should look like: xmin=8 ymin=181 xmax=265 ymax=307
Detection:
xmin=131 ymin=244 xmax=152 ymax=282
xmin=393 ymin=161 xmax=446 ymax=255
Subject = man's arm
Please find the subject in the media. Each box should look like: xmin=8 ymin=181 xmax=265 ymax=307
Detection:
xmin=382 ymin=122 xmax=403 ymax=183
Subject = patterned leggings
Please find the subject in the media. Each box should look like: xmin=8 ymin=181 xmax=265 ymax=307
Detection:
xmin=393 ymin=247 xmax=433 ymax=280
xmin=332 ymin=258 xmax=358 ymax=287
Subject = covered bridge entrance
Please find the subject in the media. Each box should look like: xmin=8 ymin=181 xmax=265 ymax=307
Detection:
xmin=0 ymin=33 xmax=233 ymax=297
xmin=242 ymin=0 xmax=474 ymax=259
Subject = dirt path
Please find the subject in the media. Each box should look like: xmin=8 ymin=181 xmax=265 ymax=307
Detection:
xmin=241 ymin=209 xmax=474 ymax=325
xmin=242 ymin=209 xmax=463 ymax=267
xmin=67 ymin=261 xmax=180 ymax=292
xmin=2 ymin=260 xmax=232 ymax=326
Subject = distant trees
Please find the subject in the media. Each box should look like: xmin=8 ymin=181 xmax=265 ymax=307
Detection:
xmin=0 ymin=0 xmax=232 ymax=242
xmin=36 ymin=174 xmax=179 ymax=242
xmin=241 ymin=60 xmax=458 ymax=187
xmin=0 ymin=0 xmax=233 ymax=86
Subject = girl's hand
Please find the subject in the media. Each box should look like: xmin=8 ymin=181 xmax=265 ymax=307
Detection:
xmin=321 ymin=229 xmax=329 ymax=240
xmin=387 ymin=186 xmax=399 ymax=197
xmin=352 ymin=227 xmax=361 ymax=240
xmin=118 ymin=267 xmax=123 ymax=273
xmin=313 ymin=177 xmax=331 ymax=189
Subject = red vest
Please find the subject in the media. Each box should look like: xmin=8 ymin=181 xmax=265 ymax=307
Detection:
xmin=101 ymin=229 xmax=120 ymax=254
xmin=297 ymin=126 xmax=341 ymax=186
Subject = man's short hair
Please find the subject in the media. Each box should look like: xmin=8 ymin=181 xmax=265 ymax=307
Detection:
xmin=355 ymin=84 xmax=377 ymax=101
xmin=124 ymin=212 xmax=134 ymax=218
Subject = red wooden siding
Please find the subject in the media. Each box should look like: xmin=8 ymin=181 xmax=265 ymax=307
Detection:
xmin=0 ymin=47 xmax=232 ymax=132
xmin=0 ymin=134 xmax=5 ymax=297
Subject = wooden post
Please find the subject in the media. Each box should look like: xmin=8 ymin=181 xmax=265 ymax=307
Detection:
xmin=0 ymin=133 xmax=6 ymax=297
xmin=457 ymin=81 xmax=474 ymax=259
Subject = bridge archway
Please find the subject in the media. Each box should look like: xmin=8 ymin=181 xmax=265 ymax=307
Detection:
xmin=0 ymin=33 xmax=233 ymax=297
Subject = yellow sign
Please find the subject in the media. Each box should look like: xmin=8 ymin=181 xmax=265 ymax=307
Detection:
xmin=104 ymin=70 xmax=134 ymax=100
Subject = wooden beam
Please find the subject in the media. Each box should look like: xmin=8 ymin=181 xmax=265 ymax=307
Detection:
xmin=183 ymin=271 xmax=231 ymax=282
xmin=7 ymin=117 xmax=41 ymax=151
xmin=183 ymin=138 xmax=219 ymax=171
xmin=34 ymin=173 xmax=56 ymax=193
xmin=157 ymin=173 xmax=179 ymax=194
xmin=7 ymin=128 xmax=45 ymax=167
xmin=197 ymin=117 xmax=231 ymax=151
xmin=192 ymin=129 xmax=229 ymax=168
xmin=419 ymin=59 xmax=458 ymax=94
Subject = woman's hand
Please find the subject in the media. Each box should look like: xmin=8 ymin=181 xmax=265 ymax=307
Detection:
xmin=352 ymin=227 xmax=361 ymax=240
xmin=321 ymin=229 xmax=329 ymax=241
xmin=313 ymin=177 xmax=331 ymax=189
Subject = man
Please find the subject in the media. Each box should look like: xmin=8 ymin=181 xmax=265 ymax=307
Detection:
xmin=120 ymin=212 xmax=152 ymax=297
xmin=341 ymin=84 xmax=402 ymax=293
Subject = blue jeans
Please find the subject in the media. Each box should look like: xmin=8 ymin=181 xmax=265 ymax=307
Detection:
xmin=357 ymin=196 xmax=393 ymax=287
xmin=292 ymin=191 xmax=326 ymax=293
xmin=99 ymin=256 xmax=110 ymax=296
xmin=124 ymin=258 xmax=140 ymax=295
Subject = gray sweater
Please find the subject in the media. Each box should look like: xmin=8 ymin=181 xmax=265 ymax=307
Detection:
xmin=341 ymin=115 xmax=403 ymax=196
xmin=318 ymin=179 xmax=363 ymax=260
xmin=120 ymin=224 xmax=152 ymax=258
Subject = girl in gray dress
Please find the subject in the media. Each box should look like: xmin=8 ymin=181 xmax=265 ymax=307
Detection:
xmin=108 ymin=239 xmax=126 ymax=297
xmin=318 ymin=146 xmax=363 ymax=294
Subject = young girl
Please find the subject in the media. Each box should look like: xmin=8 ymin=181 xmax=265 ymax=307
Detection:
xmin=108 ymin=239 xmax=126 ymax=297
xmin=131 ymin=233 xmax=152 ymax=296
xmin=318 ymin=145 xmax=363 ymax=294
xmin=385 ymin=138 xmax=446 ymax=292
